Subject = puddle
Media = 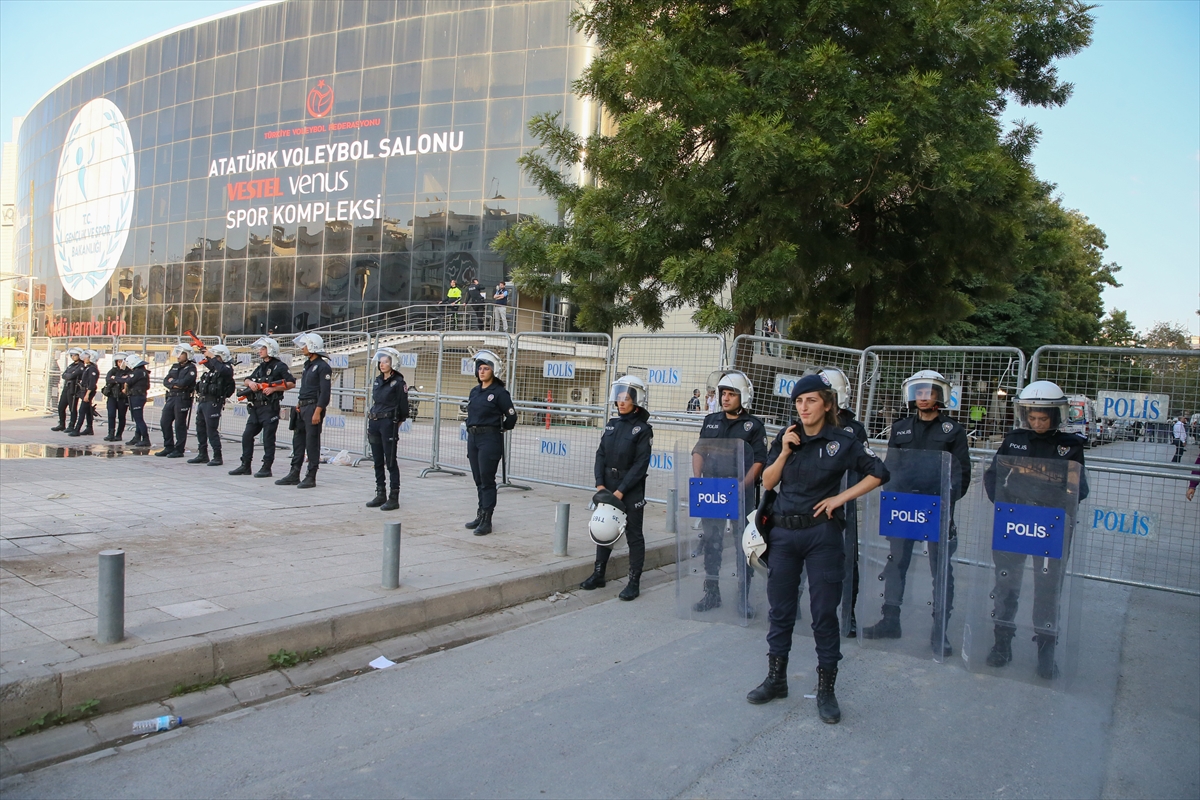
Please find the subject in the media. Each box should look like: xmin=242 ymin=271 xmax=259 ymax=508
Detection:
xmin=0 ymin=443 xmax=156 ymax=459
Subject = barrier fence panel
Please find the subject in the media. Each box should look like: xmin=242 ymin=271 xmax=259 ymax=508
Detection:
xmin=858 ymin=346 xmax=1026 ymax=445
xmin=1031 ymin=345 xmax=1200 ymax=595
xmin=0 ymin=339 xmax=53 ymax=412
xmin=505 ymin=331 xmax=612 ymax=491
xmin=369 ymin=332 xmax=443 ymax=467
xmin=729 ymin=334 xmax=867 ymax=429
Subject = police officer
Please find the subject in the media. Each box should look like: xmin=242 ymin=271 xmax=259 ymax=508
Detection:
xmin=462 ymin=349 xmax=517 ymax=536
xmin=861 ymin=370 xmax=971 ymax=656
xmin=157 ymin=344 xmax=198 ymax=457
xmin=748 ymin=373 xmax=888 ymax=724
xmin=365 ymin=347 xmax=408 ymax=511
xmin=102 ymin=353 xmax=131 ymax=441
xmin=119 ymin=354 xmax=152 ymax=447
xmin=983 ymin=380 xmax=1088 ymax=679
xmin=51 ymin=348 xmax=84 ymax=432
xmin=68 ymin=350 xmax=101 ymax=437
xmin=188 ymin=344 xmax=236 ymax=466
xmin=276 ymin=333 xmax=332 ymax=489
xmin=691 ymin=370 xmax=768 ymax=616
xmin=229 ymin=337 xmax=295 ymax=478
xmin=581 ymin=375 xmax=654 ymax=600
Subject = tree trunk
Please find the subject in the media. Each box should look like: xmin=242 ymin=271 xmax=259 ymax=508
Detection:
xmin=852 ymin=280 xmax=874 ymax=349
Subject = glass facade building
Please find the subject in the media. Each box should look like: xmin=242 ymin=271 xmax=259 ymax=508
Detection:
xmin=14 ymin=0 xmax=593 ymax=337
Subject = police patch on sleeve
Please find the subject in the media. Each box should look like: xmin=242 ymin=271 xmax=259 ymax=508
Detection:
xmin=507 ymin=408 xmax=515 ymax=415
xmin=744 ymin=421 xmax=754 ymax=431
xmin=826 ymin=441 xmax=840 ymax=456
xmin=942 ymin=422 xmax=952 ymax=433
xmin=632 ymin=426 xmax=642 ymax=435
xmin=863 ymin=444 xmax=877 ymax=457
xmin=1057 ymin=445 xmax=1070 ymax=457
xmin=844 ymin=426 xmax=854 ymax=433
xmin=487 ymin=393 xmax=495 ymax=401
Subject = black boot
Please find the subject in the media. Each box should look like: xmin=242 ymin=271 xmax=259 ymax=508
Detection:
xmin=580 ymin=551 xmax=609 ymax=590
xmin=155 ymin=446 xmax=173 ymax=456
xmin=166 ymin=449 xmax=185 ymax=458
xmin=619 ymin=569 xmax=641 ymax=601
xmin=473 ymin=509 xmax=493 ymax=536
xmin=297 ymin=470 xmax=317 ymax=489
xmin=747 ymin=654 xmax=788 ymax=704
xmin=381 ymin=490 xmax=399 ymax=511
xmin=208 ymin=453 xmax=223 ymax=466
xmin=67 ymin=429 xmax=81 ymax=437
xmin=103 ymin=434 xmax=117 ymax=442
xmin=847 ymin=610 xmax=858 ymax=639
xmin=986 ymin=626 xmax=1014 ymax=668
xmin=464 ymin=508 xmax=484 ymax=529
xmin=693 ymin=579 xmax=721 ymax=612
xmin=274 ymin=468 xmax=301 ymax=485
xmin=187 ymin=451 xmax=209 ymax=464
xmin=816 ymin=667 xmax=841 ymax=724
xmin=1035 ymin=634 xmax=1060 ymax=679
xmin=229 ymin=462 xmax=253 ymax=476
xmin=51 ymin=424 xmax=66 ymax=431
xmin=861 ymin=604 xmax=902 ymax=639
xmin=126 ymin=434 xmax=140 ymax=444
xmin=80 ymin=427 xmax=94 ymax=436
xmin=366 ymin=485 xmax=387 ymax=507
xmin=931 ymin=615 xmax=952 ymax=657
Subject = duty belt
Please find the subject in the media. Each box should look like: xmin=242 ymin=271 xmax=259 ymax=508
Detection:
xmin=467 ymin=425 xmax=501 ymax=434
xmin=166 ymin=390 xmax=193 ymax=398
xmin=298 ymin=399 xmax=317 ymax=407
xmin=368 ymin=412 xmax=397 ymax=420
xmin=774 ymin=513 xmax=828 ymax=530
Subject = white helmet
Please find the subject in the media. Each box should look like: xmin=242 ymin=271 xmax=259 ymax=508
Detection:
xmin=742 ymin=515 xmax=769 ymax=576
xmin=707 ymin=370 xmax=755 ymax=411
xmin=207 ymin=344 xmax=232 ymax=362
xmin=84 ymin=349 xmax=100 ymax=362
xmin=113 ymin=351 xmax=128 ymax=363
xmin=172 ymin=343 xmax=195 ymax=361
xmin=125 ymin=354 xmax=146 ymax=369
xmin=374 ymin=346 xmax=401 ymax=370
xmin=473 ymin=349 xmax=505 ymax=380
xmin=252 ymin=337 xmax=281 ymax=359
xmin=609 ymin=375 xmax=649 ymax=410
xmin=813 ymin=367 xmax=852 ymax=410
xmin=67 ymin=347 xmax=84 ymax=358
xmin=589 ymin=490 xmax=627 ymax=547
xmin=1014 ymin=380 xmax=1069 ymax=430
xmin=293 ymin=332 xmax=326 ymax=356
xmin=902 ymin=369 xmax=952 ymax=410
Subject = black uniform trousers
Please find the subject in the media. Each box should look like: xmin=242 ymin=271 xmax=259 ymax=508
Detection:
xmin=57 ymin=386 xmax=78 ymax=428
xmin=766 ymin=519 xmax=845 ymax=669
xmin=290 ymin=402 xmax=323 ymax=474
xmin=700 ymin=517 xmax=753 ymax=593
xmin=129 ymin=395 xmax=149 ymax=440
xmin=160 ymin=395 xmax=192 ymax=451
xmin=367 ymin=418 xmax=400 ymax=493
xmin=106 ymin=397 xmax=128 ymax=437
xmin=241 ymin=404 xmax=281 ymax=468
xmin=593 ymin=502 xmax=646 ymax=575
xmin=467 ymin=428 xmax=504 ymax=510
xmin=991 ymin=533 xmax=1073 ymax=638
xmin=194 ymin=400 xmax=224 ymax=456
xmin=76 ymin=396 xmax=96 ymax=432
xmin=877 ymin=527 xmax=958 ymax=618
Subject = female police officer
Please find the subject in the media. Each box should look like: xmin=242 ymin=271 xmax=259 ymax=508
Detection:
xmin=581 ymin=375 xmax=653 ymax=600
xmin=748 ymin=373 xmax=888 ymax=724
xmin=463 ymin=349 xmax=517 ymax=536
xmin=366 ymin=347 xmax=407 ymax=512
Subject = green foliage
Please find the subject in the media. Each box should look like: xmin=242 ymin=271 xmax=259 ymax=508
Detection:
xmin=1095 ymin=310 xmax=1139 ymax=347
xmin=10 ymin=699 xmax=100 ymax=738
xmin=170 ymin=675 xmax=231 ymax=697
xmin=494 ymin=0 xmax=1096 ymax=346
xmin=268 ymin=647 xmax=325 ymax=669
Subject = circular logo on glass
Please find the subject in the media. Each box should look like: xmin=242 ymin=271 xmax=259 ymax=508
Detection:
xmin=53 ymin=98 xmax=135 ymax=301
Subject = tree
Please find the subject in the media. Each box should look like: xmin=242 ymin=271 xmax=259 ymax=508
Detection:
xmin=1095 ymin=309 xmax=1139 ymax=348
xmin=1142 ymin=321 xmax=1191 ymax=350
xmin=495 ymin=0 xmax=1095 ymax=346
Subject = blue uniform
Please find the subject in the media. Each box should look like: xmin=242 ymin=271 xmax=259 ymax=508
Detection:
xmin=72 ymin=363 xmax=100 ymax=435
xmin=465 ymin=380 xmax=516 ymax=512
xmin=160 ymin=360 xmax=197 ymax=453
xmin=118 ymin=365 xmax=151 ymax=443
xmin=593 ymin=407 xmax=654 ymax=575
xmin=55 ymin=359 xmax=84 ymax=429
xmin=103 ymin=365 xmax=130 ymax=440
xmin=238 ymin=358 xmax=294 ymax=471
xmin=291 ymin=356 xmax=333 ymax=477
xmin=193 ymin=359 xmax=235 ymax=460
xmin=368 ymin=371 xmax=407 ymax=495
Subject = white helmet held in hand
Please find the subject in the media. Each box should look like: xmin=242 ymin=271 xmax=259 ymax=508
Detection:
xmin=473 ymin=349 xmax=505 ymax=380
xmin=816 ymin=367 xmax=852 ymax=410
xmin=589 ymin=490 xmax=627 ymax=547
xmin=742 ymin=515 xmax=769 ymax=577
xmin=374 ymin=347 xmax=402 ymax=370
xmin=902 ymin=369 xmax=952 ymax=410
xmin=609 ymin=375 xmax=649 ymax=410
xmin=293 ymin=332 xmax=326 ymax=356
xmin=207 ymin=344 xmax=232 ymax=362
xmin=707 ymin=370 xmax=754 ymax=411
xmin=1014 ymin=380 xmax=1069 ymax=430
xmin=252 ymin=337 xmax=281 ymax=359
xmin=125 ymin=354 xmax=146 ymax=369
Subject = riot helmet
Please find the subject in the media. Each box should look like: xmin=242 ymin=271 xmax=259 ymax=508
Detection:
xmin=1013 ymin=380 xmax=1069 ymax=431
xmin=902 ymin=370 xmax=953 ymax=411
xmin=707 ymin=370 xmax=755 ymax=411
xmin=473 ymin=349 xmax=504 ymax=381
xmin=207 ymin=344 xmax=232 ymax=363
xmin=589 ymin=490 xmax=627 ymax=547
xmin=817 ymin=367 xmax=853 ymax=410
xmin=374 ymin=347 xmax=402 ymax=372
xmin=252 ymin=337 xmax=281 ymax=360
xmin=609 ymin=375 xmax=649 ymax=411
xmin=293 ymin=332 xmax=326 ymax=356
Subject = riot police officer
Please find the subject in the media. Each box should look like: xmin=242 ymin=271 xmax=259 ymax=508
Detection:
xmin=463 ymin=350 xmax=517 ymax=536
xmin=861 ymin=370 xmax=971 ymax=656
xmin=276 ymin=333 xmax=332 ymax=489
xmin=983 ymin=380 xmax=1088 ymax=679
xmin=365 ymin=347 xmax=408 ymax=511
xmin=691 ymin=370 xmax=768 ymax=616
xmin=157 ymin=344 xmax=198 ymax=457
xmin=119 ymin=354 xmax=152 ymax=447
xmin=102 ymin=353 xmax=131 ymax=441
xmin=581 ymin=375 xmax=654 ymax=600
xmin=748 ymin=373 xmax=888 ymax=724
xmin=68 ymin=350 xmax=101 ymax=437
xmin=51 ymin=348 xmax=84 ymax=432
xmin=188 ymin=345 xmax=236 ymax=466
xmin=229 ymin=337 xmax=295 ymax=478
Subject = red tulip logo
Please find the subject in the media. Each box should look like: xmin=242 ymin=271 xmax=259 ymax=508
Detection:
xmin=306 ymin=80 xmax=334 ymax=118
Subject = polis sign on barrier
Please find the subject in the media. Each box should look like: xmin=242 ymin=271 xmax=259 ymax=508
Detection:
xmin=992 ymin=502 xmax=1066 ymax=559
xmin=773 ymin=374 xmax=804 ymax=398
xmin=1090 ymin=506 xmax=1153 ymax=538
xmin=539 ymin=439 xmax=569 ymax=457
xmin=397 ymin=353 xmax=419 ymax=369
xmin=647 ymin=367 xmax=681 ymax=386
xmin=329 ymin=355 xmax=350 ymax=368
xmin=878 ymin=492 xmax=942 ymax=542
xmin=543 ymin=361 xmax=576 ymax=379
xmin=689 ymin=477 xmax=740 ymax=519
xmin=1097 ymin=391 xmax=1169 ymax=422
xmin=649 ymin=451 xmax=674 ymax=471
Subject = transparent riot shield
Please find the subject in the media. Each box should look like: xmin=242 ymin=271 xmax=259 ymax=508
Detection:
xmin=675 ymin=439 xmax=766 ymax=627
xmin=856 ymin=449 xmax=955 ymax=663
xmin=960 ymin=455 xmax=1085 ymax=689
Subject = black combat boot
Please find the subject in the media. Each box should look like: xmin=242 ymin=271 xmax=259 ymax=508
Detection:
xmin=847 ymin=610 xmax=858 ymax=638
xmin=580 ymin=551 xmax=610 ymax=590
xmin=229 ymin=461 xmax=253 ymax=476
xmin=67 ymin=428 xmax=81 ymax=437
xmin=297 ymin=470 xmax=317 ymax=489
xmin=986 ymin=626 xmax=1014 ymax=667
xmin=253 ymin=464 xmax=273 ymax=478
xmin=103 ymin=434 xmax=117 ymax=442
xmin=464 ymin=508 xmax=483 ymax=529
xmin=80 ymin=426 xmax=94 ymax=436
xmin=51 ymin=424 xmax=66 ymax=431
xmin=274 ymin=468 xmax=301 ymax=485
xmin=816 ymin=667 xmax=841 ymax=724
xmin=155 ymin=446 xmax=173 ymax=456
xmin=619 ymin=569 xmax=641 ymax=601
xmin=861 ymin=604 xmax=902 ymax=639
xmin=187 ymin=451 xmax=209 ymax=464
xmin=167 ymin=449 xmax=185 ymax=458
xmin=473 ymin=509 xmax=493 ymax=536
xmin=366 ymin=484 xmax=387 ymax=507
xmin=931 ymin=615 xmax=953 ymax=657
xmin=380 ymin=490 xmax=399 ymax=511
xmin=693 ymin=579 xmax=721 ymax=612
xmin=747 ymin=654 xmax=788 ymax=704
xmin=1035 ymin=634 xmax=1060 ymax=679
xmin=208 ymin=451 xmax=223 ymax=466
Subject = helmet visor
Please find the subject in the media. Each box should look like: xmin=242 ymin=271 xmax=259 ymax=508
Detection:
xmin=609 ymin=383 xmax=642 ymax=407
xmin=1015 ymin=400 xmax=1067 ymax=430
xmin=904 ymin=380 xmax=947 ymax=407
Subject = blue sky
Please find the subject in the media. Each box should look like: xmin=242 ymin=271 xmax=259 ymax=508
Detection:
xmin=1 ymin=0 xmax=1196 ymax=337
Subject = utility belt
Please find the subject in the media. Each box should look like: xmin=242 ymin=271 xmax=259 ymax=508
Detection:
xmin=166 ymin=390 xmax=194 ymax=399
xmin=774 ymin=512 xmax=833 ymax=530
xmin=128 ymin=392 xmax=147 ymax=400
xmin=369 ymin=411 xmax=398 ymax=421
xmin=467 ymin=425 xmax=501 ymax=435
xmin=297 ymin=399 xmax=317 ymax=408
xmin=198 ymin=393 xmax=226 ymax=404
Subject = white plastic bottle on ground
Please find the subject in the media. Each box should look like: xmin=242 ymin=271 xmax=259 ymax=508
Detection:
xmin=131 ymin=715 xmax=182 ymax=734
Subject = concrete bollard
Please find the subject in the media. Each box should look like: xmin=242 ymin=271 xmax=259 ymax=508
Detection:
xmin=382 ymin=521 xmax=401 ymax=589
xmin=97 ymin=550 xmax=125 ymax=644
xmin=666 ymin=488 xmax=678 ymax=534
xmin=554 ymin=502 xmax=570 ymax=556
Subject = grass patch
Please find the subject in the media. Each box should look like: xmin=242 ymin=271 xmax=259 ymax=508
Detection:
xmin=10 ymin=699 xmax=100 ymax=738
xmin=170 ymin=675 xmax=231 ymax=697
xmin=268 ymin=646 xmax=325 ymax=669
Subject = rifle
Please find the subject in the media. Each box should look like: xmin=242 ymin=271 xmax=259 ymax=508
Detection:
xmin=236 ymin=380 xmax=289 ymax=404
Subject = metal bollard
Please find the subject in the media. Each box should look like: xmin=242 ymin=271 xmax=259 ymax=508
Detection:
xmin=97 ymin=550 xmax=125 ymax=644
xmin=554 ymin=502 xmax=570 ymax=556
xmin=666 ymin=488 xmax=678 ymax=534
xmin=382 ymin=521 xmax=401 ymax=589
